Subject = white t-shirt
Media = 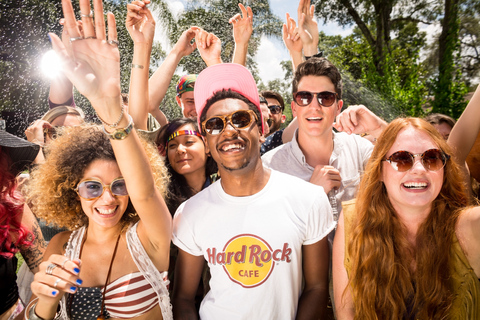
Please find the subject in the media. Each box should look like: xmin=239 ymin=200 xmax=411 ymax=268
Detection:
xmin=172 ymin=169 xmax=335 ymax=320
xmin=262 ymin=130 xmax=373 ymax=220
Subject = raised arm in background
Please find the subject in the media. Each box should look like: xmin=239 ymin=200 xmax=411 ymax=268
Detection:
xmin=148 ymin=27 xmax=197 ymax=125
xmin=297 ymin=0 xmax=319 ymax=57
xmin=230 ymin=3 xmax=253 ymax=66
xmin=283 ymin=12 xmax=303 ymax=71
xmin=126 ymin=0 xmax=155 ymax=130
xmin=195 ymin=27 xmax=222 ymax=67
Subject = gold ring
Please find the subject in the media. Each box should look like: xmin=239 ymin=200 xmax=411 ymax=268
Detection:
xmin=70 ymin=36 xmax=84 ymax=43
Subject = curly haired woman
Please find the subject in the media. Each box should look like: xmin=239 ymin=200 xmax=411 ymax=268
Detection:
xmin=23 ymin=0 xmax=173 ymax=319
xmin=333 ymin=117 xmax=480 ymax=319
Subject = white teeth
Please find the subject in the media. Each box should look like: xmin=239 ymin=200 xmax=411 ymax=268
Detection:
xmin=96 ymin=208 xmax=116 ymax=215
xmin=307 ymin=117 xmax=322 ymax=121
xmin=403 ymin=182 xmax=428 ymax=189
xmin=221 ymin=144 xmax=244 ymax=151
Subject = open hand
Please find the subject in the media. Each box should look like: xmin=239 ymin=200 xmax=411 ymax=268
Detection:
xmin=229 ymin=4 xmax=253 ymax=46
xmin=126 ymin=0 xmax=155 ymax=45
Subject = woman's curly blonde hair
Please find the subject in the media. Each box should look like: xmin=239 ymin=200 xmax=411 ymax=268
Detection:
xmin=25 ymin=124 xmax=169 ymax=230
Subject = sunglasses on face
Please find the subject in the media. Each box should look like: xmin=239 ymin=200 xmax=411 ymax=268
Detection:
xmin=202 ymin=110 xmax=258 ymax=135
xmin=293 ymin=91 xmax=338 ymax=107
xmin=268 ymin=105 xmax=282 ymax=115
xmin=75 ymin=177 xmax=128 ymax=200
xmin=384 ymin=149 xmax=449 ymax=172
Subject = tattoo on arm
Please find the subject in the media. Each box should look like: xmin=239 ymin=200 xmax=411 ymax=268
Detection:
xmin=20 ymin=221 xmax=47 ymax=273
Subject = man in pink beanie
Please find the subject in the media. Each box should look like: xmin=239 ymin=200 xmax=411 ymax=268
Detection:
xmin=172 ymin=63 xmax=335 ymax=319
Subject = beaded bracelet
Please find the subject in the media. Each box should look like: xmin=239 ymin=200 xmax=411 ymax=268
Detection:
xmin=97 ymin=105 xmax=124 ymax=129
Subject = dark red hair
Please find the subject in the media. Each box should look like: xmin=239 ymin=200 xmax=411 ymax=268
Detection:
xmin=0 ymin=148 xmax=32 ymax=258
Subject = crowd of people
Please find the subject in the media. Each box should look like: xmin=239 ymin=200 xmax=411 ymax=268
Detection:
xmin=1 ymin=0 xmax=480 ymax=319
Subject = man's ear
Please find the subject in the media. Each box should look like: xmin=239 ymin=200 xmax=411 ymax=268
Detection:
xmin=259 ymin=127 xmax=266 ymax=144
xmin=336 ymin=99 xmax=344 ymax=116
xmin=204 ymin=137 xmax=211 ymax=155
xmin=175 ymin=95 xmax=182 ymax=107
xmin=281 ymin=114 xmax=286 ymax=123
xmin=291 ymin=101 xmax=297 ymax=118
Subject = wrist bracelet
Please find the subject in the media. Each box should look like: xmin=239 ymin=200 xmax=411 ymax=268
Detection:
xmin=26 ymin=299 xmax=61 ymax=320
xmin=305 ymin=52 xmax=323 ymax=60
xmin=131 ymin=64 xmax=144 ymax=69
xmin=97 ymin=105 xmax=124 ymax=128
xmin=102 ymin=114 xmax=134 ymax=140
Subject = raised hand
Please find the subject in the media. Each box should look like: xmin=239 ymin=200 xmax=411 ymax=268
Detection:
xmin=171 ymin=27 xmax=197 ymax=58
xmin=230 ymin=3 xmax=253 ymax=46
xmin=194 ymin=27 xmax=222 ymax=66
xmin=283 ymin=13 xmax=303 ymax=71
xmin=126 ymin=0 xmax=155 ymax=45
xmin=334 ymin=105 xmax=387 ymax=137
xmin=49 ymin=0 xmax=121 ymax=120
xmin=297 ymin=0 xmax=319 ymax=56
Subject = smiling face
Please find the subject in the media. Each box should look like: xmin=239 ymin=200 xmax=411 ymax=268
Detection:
xmin=204 ymin=98 xmax=263 ymax=174
xmin=266 ymin=97 xmax=285 ymax=133
xmin=382 ymin=126 xmax=444 ymax=217
xmin=78 ymin=159 xmax=129 ymax=229
xmin=292 ymin=75 xmax=343 ymax=139
xmin=176 ymin=91 xmax=197 ymax=118
xmin=167 ymin=124 xmax=207 ymax=177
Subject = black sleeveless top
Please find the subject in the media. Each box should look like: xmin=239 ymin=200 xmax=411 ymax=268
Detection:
xmin=0 ymin=255 xmax=19 ymax=314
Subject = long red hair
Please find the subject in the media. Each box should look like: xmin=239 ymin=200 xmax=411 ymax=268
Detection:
xmin=0 ymin=148 xmax=32 ymax=258
xmin=347 ymin=118 xmax=469 ymax=319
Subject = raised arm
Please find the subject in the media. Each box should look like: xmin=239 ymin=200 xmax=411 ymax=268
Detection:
xmin=230 ymin=3 xmax=253 ymax=66
xmin=50 ymin=0 xmax=171 ymax=262
xmin=297 ymin=0 xmax=319 ymax=57
xmin=448 ymin=84 xmax=480 ymax=166
xmin=195 ymin=27 xmax=222 ymax=67
xmin=283 ymin=13 xmax=303 ymax=71
xmin=148 ymin=27 xmax=197 ymax=125
xmin=126 ymin=0 xmax=155 ymax=130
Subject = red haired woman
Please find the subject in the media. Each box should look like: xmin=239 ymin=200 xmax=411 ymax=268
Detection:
xmin=0 ymin=132 xmax=45 ymax=320
xmin=333 ymin=117 xmax=480 ymax=319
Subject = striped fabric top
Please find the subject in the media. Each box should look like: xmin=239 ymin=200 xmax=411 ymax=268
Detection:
xmin=104 ymin=271 xmax=159 ymax=318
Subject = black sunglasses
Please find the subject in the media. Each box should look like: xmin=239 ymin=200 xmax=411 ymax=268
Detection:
xmin=202 ymin=110 xmax=258 ymax=135
xmin=293 ymin=91 xmax=338 ymax=107
xmin=384 ymin=149 xmax=449 ymax=172
xmin=268 ymin=105 xmax=282 ymax=115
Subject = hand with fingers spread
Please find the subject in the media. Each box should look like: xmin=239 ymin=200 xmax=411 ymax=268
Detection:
xmin=297 ymin=0 xmax=319 ymax=57
xmin=230 ymin=3 xmax=253 ymax=66
xmin=283 ymin=13 xmax=303 ymax=71
xmin=333 ymin=105 xmax=388 ymax=138
xmin=49 ymin=0 xmax=121 ymax=119
xmin=194 ymin=27 xmax=222 ymax=67
xmin=126 ymin=0 xmax=155 ymax=45
xmin=29 ymin=255 xmax=82 ymax=318
xmin=310 ymin=165 xmax=341 ymax=194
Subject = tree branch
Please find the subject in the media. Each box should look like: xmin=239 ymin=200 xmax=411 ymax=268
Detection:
xmin=338 ymin=0 xmax=376 ymax=49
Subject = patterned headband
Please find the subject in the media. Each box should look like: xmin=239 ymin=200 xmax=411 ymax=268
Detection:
xmin=166 ymin=130 xmax=203 ymax=146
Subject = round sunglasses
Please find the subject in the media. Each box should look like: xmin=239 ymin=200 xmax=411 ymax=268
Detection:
xmin=384 ymin=149 xmax=449 ymax=172
xmin=293 ymin=91 xmax=338 ymax=107
xmin=202 ymin=110 xmax=258 ymax=135
xmin=75 ymin=177 xmax=128 ymax=200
